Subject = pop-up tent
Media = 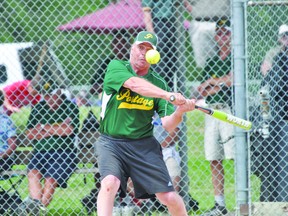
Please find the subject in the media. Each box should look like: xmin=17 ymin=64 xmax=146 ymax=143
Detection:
xmin=57 ymin=0 xmax=144 ymax=34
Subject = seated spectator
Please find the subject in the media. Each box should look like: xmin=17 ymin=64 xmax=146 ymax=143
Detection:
xmin=1 ymin=80 xmax=41 ymax=116
xmin=154 ymin=115 xmax=182 ymax=191
xmin=21 ymin=87 xmax=80 ymax=215
xmin=0 ymin=90 xmax=17 ymax=173
xmin=0 ymin=90 xmax=23 ymax=215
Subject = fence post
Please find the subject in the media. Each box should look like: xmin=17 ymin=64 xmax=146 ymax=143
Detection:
xmin=232 ymin=0 xmax=249 ymax=215
xmin=174 ymin=0 xmax=190 ymax=209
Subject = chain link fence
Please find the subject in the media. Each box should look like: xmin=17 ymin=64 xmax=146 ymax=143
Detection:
xmin=0 ymin=0 xmax=287 ymax=215
xmin=247 ymin=1 xmax=288 ymax=216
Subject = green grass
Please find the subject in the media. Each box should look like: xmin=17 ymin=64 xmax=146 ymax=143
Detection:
xmin=1 ymin=164 xmax=96 ymax=215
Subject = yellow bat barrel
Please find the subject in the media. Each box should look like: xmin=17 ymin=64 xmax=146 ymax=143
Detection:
xmin=212 ymin=110 xmax=252 ymax=130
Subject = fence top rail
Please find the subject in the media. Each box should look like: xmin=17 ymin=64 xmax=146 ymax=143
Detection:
xmin=247 ymin=1 xmax=288 ymax=6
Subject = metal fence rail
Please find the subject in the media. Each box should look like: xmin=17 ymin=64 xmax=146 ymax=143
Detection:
xmin=0 ymin=0 xmax=287 ymax=215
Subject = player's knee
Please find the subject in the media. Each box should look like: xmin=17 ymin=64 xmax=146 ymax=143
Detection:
xmin=100 ymin=175 xmax=120 ymax=193
xmin=156 ymin=191 xmax=180 ymax=206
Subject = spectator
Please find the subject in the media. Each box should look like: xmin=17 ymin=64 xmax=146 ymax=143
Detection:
xmin=197 ymin=19 xmax=234 ymax=216
xmin=260 ymin=24 xmax=288 ymax=76
xmin=258 ymin=23 xmax=288 ymax=202
xmin=80 ymin=110 xmax=101 ymax=215
xmin=95 ymin=30 xmax=196 ymax=216
xmin=89 ymin=31 xmax=131 ymax=96
xmin=0 ymin=90 xmax=17 ymax=173
xmin=1 ymin=80 xmax=41 ymax=115
xmin=185 ymin=0 xmax=230 ymax=69
xmin=153 ymin=114 xmax=182 ymax=190
xmin=0 ymin=89 xmax=21 ymax=215
xmin=142 ymin=0 xmax=193 ymax=89
xmin=23 ymin=87 xmax=80 ymax=215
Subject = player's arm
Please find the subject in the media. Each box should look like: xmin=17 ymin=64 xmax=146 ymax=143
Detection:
xmin=124 ymin=77 xmax=186 ymax=105
xmin=161 ymin=99 xmax=196 ymax=132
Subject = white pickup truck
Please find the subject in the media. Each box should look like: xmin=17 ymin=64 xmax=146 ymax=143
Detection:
xmin=0 ymin=42 xmax=33 ymax=89
xmin=0 ymin=42 xmax=70 ymax=90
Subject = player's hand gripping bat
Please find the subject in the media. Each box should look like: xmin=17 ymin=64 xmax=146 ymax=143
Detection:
xmin=195 ymin=105 xmax=252 ymax=130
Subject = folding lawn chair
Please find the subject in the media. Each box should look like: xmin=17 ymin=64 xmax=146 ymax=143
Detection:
xmin=0 ymin=158 xmax=25 ymax=215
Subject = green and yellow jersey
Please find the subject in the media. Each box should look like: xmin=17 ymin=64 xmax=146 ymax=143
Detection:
xmin=100 ymin=60 xmax=174 ymax=139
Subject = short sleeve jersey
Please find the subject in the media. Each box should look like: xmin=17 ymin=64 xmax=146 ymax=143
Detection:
xmin=0 ymin=110 xmax=16 ymax=153
xmin=201 ymin=54 xmax=232 ymax=104
xmin=100 ymin=60 xmax=174 ymax=139
xmin=26 ymin=99 xmax=80 ymax=151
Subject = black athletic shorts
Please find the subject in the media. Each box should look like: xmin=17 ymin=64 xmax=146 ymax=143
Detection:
xmin=96 ymin=134 xmax=174 ymax=199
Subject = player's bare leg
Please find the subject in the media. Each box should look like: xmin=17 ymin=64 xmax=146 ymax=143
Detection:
xmin=97 ymin=175 xmax=120 ymax=216
xmin=156 ymin=191 xmax=188 ymax=216
xmin=211 ymin=160 xmax=224 ymax=197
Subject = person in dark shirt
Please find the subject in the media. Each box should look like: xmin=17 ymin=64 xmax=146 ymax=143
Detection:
xmin=259 ymin=24 xmax=288 ymax=202
xmin=23 ymin=87 xmax=80 ymax=215
xmin=89 ymin=31 xmax=131 ymax=96
xmin=142 ymin=0 xmax=193 ymax=89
